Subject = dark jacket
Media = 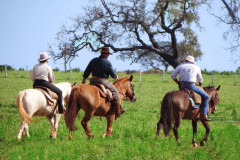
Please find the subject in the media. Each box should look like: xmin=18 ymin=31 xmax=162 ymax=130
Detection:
xmin=83 ymin=55 xmax=117 ymax=79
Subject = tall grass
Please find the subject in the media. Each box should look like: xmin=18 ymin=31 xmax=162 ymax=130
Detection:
xmin=0 ymin=71 xmax=239 ymax=159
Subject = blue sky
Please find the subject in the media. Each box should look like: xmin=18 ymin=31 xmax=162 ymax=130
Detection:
xmin=0 ymin=0 xmax=239 ymax=72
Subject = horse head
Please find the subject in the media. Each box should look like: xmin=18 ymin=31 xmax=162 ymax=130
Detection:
xmin=204 ymin=85 xmax=221 ymax=114
xmin=114 ymin=75 xmax=137 ymax=102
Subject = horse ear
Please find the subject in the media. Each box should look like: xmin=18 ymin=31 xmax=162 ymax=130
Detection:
xmin=216 ymin=85 xmax=221 ymax=91
xmin=72 ymin=82 xmax=77 ymax=87
xmin=129 ymin=75 xmax=133 ymax=81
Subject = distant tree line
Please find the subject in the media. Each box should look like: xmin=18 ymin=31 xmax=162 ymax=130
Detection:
xmin=0 ymin=65 xmax=15 ymax=71
xmin=2 ymin=64 xmax=240 ymax=75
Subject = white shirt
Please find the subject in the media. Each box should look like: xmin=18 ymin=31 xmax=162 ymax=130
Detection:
xmin=171 ymin=62 xmax=203 ymax=83
xmin=31 ymin=62 xmax=55 ymax=83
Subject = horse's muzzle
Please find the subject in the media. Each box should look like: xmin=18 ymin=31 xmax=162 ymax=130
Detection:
xmin=130 ymin=96 xmax=137 ymax=102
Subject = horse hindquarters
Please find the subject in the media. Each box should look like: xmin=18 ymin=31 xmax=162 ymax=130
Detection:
xmin=17 ymin=91 xmax=31 ymax=140
xmin=159 ymin=93 xmax=173 ymax=136
xmin=17 ymin=91 xmax=31 ymax=123
xmin=65 ymin=87 xmax=81 ymax=132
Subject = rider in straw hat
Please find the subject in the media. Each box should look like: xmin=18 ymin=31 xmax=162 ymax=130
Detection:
xmin=171 ymin=55 xmax=210 ymax=121
xmin=82 ymin=46 xmax=124 ymax=120
xmin=31 ymin=52 xmax=64 ymax=114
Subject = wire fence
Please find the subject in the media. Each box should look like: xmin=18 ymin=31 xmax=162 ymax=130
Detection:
xmin=3 ymin=65 xmax=239 ymax=86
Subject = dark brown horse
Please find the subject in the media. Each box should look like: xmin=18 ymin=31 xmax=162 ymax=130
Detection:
xmin=65 ymin=75 xmax=137 ymax=139
xmin=156 ymin=85 xmax=220 ymax=147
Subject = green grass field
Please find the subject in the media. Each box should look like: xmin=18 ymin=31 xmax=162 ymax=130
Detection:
xmin=0 ymin=70 xmax=239 ymax=160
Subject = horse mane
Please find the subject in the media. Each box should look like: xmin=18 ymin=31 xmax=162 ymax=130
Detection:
xmin=203 ymin=86 xmax=215 ymax=90
xmin=113 ymin=77 xmax=129 ymax=85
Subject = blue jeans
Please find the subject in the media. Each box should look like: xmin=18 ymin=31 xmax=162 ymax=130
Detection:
xmin=181 ymin=83 xmax=209 ymax=114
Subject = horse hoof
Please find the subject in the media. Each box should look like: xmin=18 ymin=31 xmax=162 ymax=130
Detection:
xmin=200 ymin=140 xmax=205 ymax=146
xmin=88 ymin=135 xmax=94 ymax=139
xmin=103 ymin=133 xmax=107 ymax=138
xmin=192 ymin=143 xmax=198 ymax=148
xmin=17 ymin=137 xmax=21 ymax=141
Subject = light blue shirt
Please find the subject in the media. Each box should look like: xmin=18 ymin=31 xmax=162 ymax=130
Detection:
xmin=171 ymin=62 xmax=203 ymax=83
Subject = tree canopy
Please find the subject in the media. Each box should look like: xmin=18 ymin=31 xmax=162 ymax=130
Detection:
xmin=50 ymin=0 xmax=208 ymax=70
xmin=217 ymin=0 xmax=240 ymax=53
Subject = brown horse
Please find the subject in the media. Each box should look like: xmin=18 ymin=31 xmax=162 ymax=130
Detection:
xmin=65 ymin=75 xmax=137 ymax=139
xmin=156 ymin=85 xmax=220 ymax=147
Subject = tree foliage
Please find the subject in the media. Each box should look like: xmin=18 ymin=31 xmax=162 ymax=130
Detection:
xmin=216 ymin=0 xmax=240 ymax=52
xmin=50 ymin=0 xmax=207 ymax=69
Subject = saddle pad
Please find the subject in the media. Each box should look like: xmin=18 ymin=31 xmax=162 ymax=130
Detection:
xmin=91 ymin=84 xmax=113 ymax=101
xmin=182 ymin=88 xmax=202 ymax=105
xmin=34 ymin=87 xmax=58 ymax=106
xmin=188 ymin=96 xmax=199 ymax=108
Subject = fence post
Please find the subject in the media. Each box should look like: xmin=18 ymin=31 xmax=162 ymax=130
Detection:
xmin=234 ymin=72 xmax=236 ymax=86
xmin=26 ymin=66 xmax=28 ymax=77
xmin=162 ymin=70 xmax=165 ymax=82
xmin=5 ymin=64 xmax=7 ymax=77
xmin=139 ymin=70 xmax=141 ymax=82
xmin=212 ymin=71 xmax=214 ymax=86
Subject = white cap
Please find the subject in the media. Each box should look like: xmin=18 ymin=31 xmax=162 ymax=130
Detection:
xmin=38 ymin=52 xmax=51 ymax=62
xmin=184 ymin=55 xmax=195 ymax=63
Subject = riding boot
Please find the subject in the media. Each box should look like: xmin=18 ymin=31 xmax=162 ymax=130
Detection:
xmin=58 ymin=98 xmax=64 ymax=114
xmin=199 ymin=114 xmax=211 ymax=121
xmin=112 ymin=100 xmax=123 ymax=120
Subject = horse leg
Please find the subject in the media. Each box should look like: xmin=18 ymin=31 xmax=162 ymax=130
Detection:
xmin=81 ymin=113 xmax=94 ymax=138
xmin=173 ymin=118 xmax=181 ymax=141
xmin=156 ymin=118 xmax=163 ymax=136
xmin=23 ymin=123 xmax=30 ymax=138
xmin=68 ymin=130 xmax=72 ymax=140
xmin=47 ymin=116 xmax=55 ymax=138
xmin=52 ymin=114 xmax=61 ymax=138
xmin=103 ymin=115 xmax=115 ymax=138
xmin=17 ymin=120 xmax=28 ymax=140
xmin=200 ymin=121 xmax=210 ymax=146
xmin=192 ymin=120 xmax=198 ymax=148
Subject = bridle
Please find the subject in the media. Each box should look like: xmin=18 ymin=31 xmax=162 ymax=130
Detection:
xmin=116 ymin=80 xmax=135 ymax=101
xmin=209 ymin=89 xmax=219 ymax=113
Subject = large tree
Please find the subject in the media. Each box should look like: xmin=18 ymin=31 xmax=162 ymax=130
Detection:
xmin=50 ymin=0 xmax=206 ymax=69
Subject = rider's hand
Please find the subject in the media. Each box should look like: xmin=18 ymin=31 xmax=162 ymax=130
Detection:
xmin=178 ymin=84 xmax=181 ymax=90
xmin=82 ymin=78 xmax=86 ymax=84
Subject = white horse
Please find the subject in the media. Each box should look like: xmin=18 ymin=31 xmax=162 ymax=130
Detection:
xmin=16 ymin=82 xmax=76 ymax=140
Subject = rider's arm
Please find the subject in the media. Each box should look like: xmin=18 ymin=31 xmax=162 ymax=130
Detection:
xmin=173 ymin=78 xmax=180 ymax=86
xmin=171 ymin=66 xmax=181 ymax=89
xmin=196 ymin=66 xmax=203 ymax=86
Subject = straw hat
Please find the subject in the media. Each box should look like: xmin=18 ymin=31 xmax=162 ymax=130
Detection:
xmin=184 ymin=55 xmax=195 ymax=63
xmin=38 ymin=52 xmax=51 ymax=62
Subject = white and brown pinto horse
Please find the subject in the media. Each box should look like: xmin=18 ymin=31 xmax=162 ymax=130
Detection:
xmin=16 ymin=82 xmax=75 ymax=140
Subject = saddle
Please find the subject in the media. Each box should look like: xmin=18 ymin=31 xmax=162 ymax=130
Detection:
xmin=182 ymin=88 xmax=202 ymax=108
xmin=34 ymin=86 xmax=58 ymax=107
xmin=92 ymin=84 xmax=113 ymax=102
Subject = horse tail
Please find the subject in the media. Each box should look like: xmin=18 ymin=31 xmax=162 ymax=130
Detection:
xmin=161 ymin=92 xmax=173 ymax=136
xmin=17 ymin=91 xmax=31 ymax=123
xmin=65 ymin=86 xmax=81 ymax=131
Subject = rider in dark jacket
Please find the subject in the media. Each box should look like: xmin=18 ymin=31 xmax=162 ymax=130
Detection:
xmin=82 ymin=47 xmax=124 ymax=119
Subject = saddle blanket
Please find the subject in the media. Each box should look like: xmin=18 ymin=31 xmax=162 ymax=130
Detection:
xmin=188 ymin=96 xmax=199 ymax=108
